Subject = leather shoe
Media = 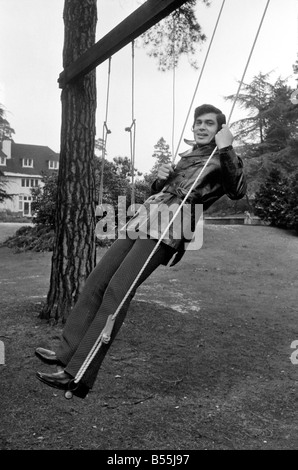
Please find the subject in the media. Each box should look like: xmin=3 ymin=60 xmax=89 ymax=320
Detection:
xmin=36 ymin=370 xmax=73 ymax=390
xmin=35 ymin=347 xmax=61 ymax=365
xmin=36 ymin=370 xmax=89 ymax=398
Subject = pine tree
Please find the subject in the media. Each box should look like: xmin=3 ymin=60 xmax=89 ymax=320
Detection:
xmin=140 ymin=0 xmax=209 ymax=71
xmin=226 ymin=73 xmax=298 ymax=151
xmin=225 ymin=72 xmax=273 ymax=145
xmin=41 ymin=0 xmax=97 ymax=323
xmin=150 ymin=137 xmax=172 ymax=180
xmin=0 ymin=105 xmax=14 ymax=202
xmin=0 ymin=170 xmax=12 ymax=203
xmin=0 ymin=104 xmax=15 ymax=141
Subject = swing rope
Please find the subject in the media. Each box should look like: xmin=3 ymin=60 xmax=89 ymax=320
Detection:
xmin=171 ymin=14 xmax=177 ymax=158
xmin=172 ymin=0 xmax=226 ymax=164
xmin=73 ymin=0 xmax=271 ymax=385
xmin=125 ymin=40 xmax=137 ymax=210
xmin=98 ymin=57 xmax=112 ymax=206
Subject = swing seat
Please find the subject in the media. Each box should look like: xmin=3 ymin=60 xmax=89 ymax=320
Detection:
xmin=102 ymin=314 xmax=116 ymax=344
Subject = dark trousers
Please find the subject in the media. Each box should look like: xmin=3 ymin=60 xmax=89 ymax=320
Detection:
xmin=57 ymin=237 xmax=173 ymax=388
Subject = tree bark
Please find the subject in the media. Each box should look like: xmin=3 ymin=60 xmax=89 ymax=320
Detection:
xmin=41 ymin=0 xmax=97 ymax=323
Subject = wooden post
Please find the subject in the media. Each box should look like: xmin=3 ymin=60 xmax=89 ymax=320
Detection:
xmin=58 ymin=0 xmax=188 ymax=88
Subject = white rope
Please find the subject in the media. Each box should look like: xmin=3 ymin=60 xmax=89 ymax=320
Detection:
xmin=98 ymin=57 xmax=112 ymax=205
xmin=171 ymin=14 xmax=177 ymax=158
xmin=125 ymin=41 xmax=137 ymax=209
xmin=130 ymin=41 xmax=136 ymax=208
xmin=74 ymin=0 xmax=271 ymax=384
xmin=172 ymin=0 xmax=226 ymax=164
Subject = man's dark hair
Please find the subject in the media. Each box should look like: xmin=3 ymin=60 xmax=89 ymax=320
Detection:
xmin=193 ymin=104 xmax=226 ymax=130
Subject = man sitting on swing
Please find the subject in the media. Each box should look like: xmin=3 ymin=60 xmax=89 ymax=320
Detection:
xmin=35 ymin=103 xmax=247 ymax=399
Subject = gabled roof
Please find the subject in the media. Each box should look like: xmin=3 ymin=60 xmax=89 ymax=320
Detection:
xmin=4 ymin=142 xmax=59 ymax=176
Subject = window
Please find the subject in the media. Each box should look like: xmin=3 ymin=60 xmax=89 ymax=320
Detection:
xmin=0 ymin=156 xmax=6 ymax=166
xmin=22 ymin=158 xmax=33 ymax=168
xmin=49 ymin=160 xmax=59 ymax=170
xmin=21 ymin=178 xmax=39 ymax=187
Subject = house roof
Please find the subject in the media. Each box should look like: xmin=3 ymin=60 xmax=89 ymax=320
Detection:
xmin=4 ymin=142 xmax=59 ymax=176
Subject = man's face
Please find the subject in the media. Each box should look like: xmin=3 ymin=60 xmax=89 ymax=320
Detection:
xmin=193 ymin=112 xmax=219 ymax=145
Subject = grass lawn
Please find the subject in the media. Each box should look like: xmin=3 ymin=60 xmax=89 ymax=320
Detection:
xmin=1 ymin=224 xmax=298 ymax=451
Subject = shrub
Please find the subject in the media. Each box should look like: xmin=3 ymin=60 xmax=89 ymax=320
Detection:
xmin=31 ymin=172 xmax=58 ymax=229
xmin=254 ymin=168 xmax=289 ymax=228
xmin=285 ymin=172 xmax=298 ymax=233
xmin=2 ymin=225 xmax=55 ymax=252
xmin=254 ymin=167 xmax=298 ymax=233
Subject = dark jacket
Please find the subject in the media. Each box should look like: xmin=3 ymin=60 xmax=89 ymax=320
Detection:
xmin=152 ymin=144 xmax=246 ymax=208
xmin=150 ymin=142 xmax=247 ymax=265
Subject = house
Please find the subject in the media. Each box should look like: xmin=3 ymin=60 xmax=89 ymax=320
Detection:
xmin=0 ymin=140 xmax=59 ymax=217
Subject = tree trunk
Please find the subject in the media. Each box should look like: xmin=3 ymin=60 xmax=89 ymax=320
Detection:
xmin=41 ymin=0 xmax=97 ymax=323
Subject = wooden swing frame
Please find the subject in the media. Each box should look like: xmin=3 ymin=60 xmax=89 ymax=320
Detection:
xmin=58 ymin=0 xmax=190 ymax=89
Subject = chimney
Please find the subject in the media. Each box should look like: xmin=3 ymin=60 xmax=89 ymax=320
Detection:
xmin=2 ymin=140 xmax=11 ymax=159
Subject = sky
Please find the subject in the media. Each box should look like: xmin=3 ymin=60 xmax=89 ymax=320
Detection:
xmin=0 ymin=0 xmax=297 ymax=174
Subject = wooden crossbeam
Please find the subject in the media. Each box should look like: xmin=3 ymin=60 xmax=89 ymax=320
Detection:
xmin=58 ymin=0 xmax=189 ymax=88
